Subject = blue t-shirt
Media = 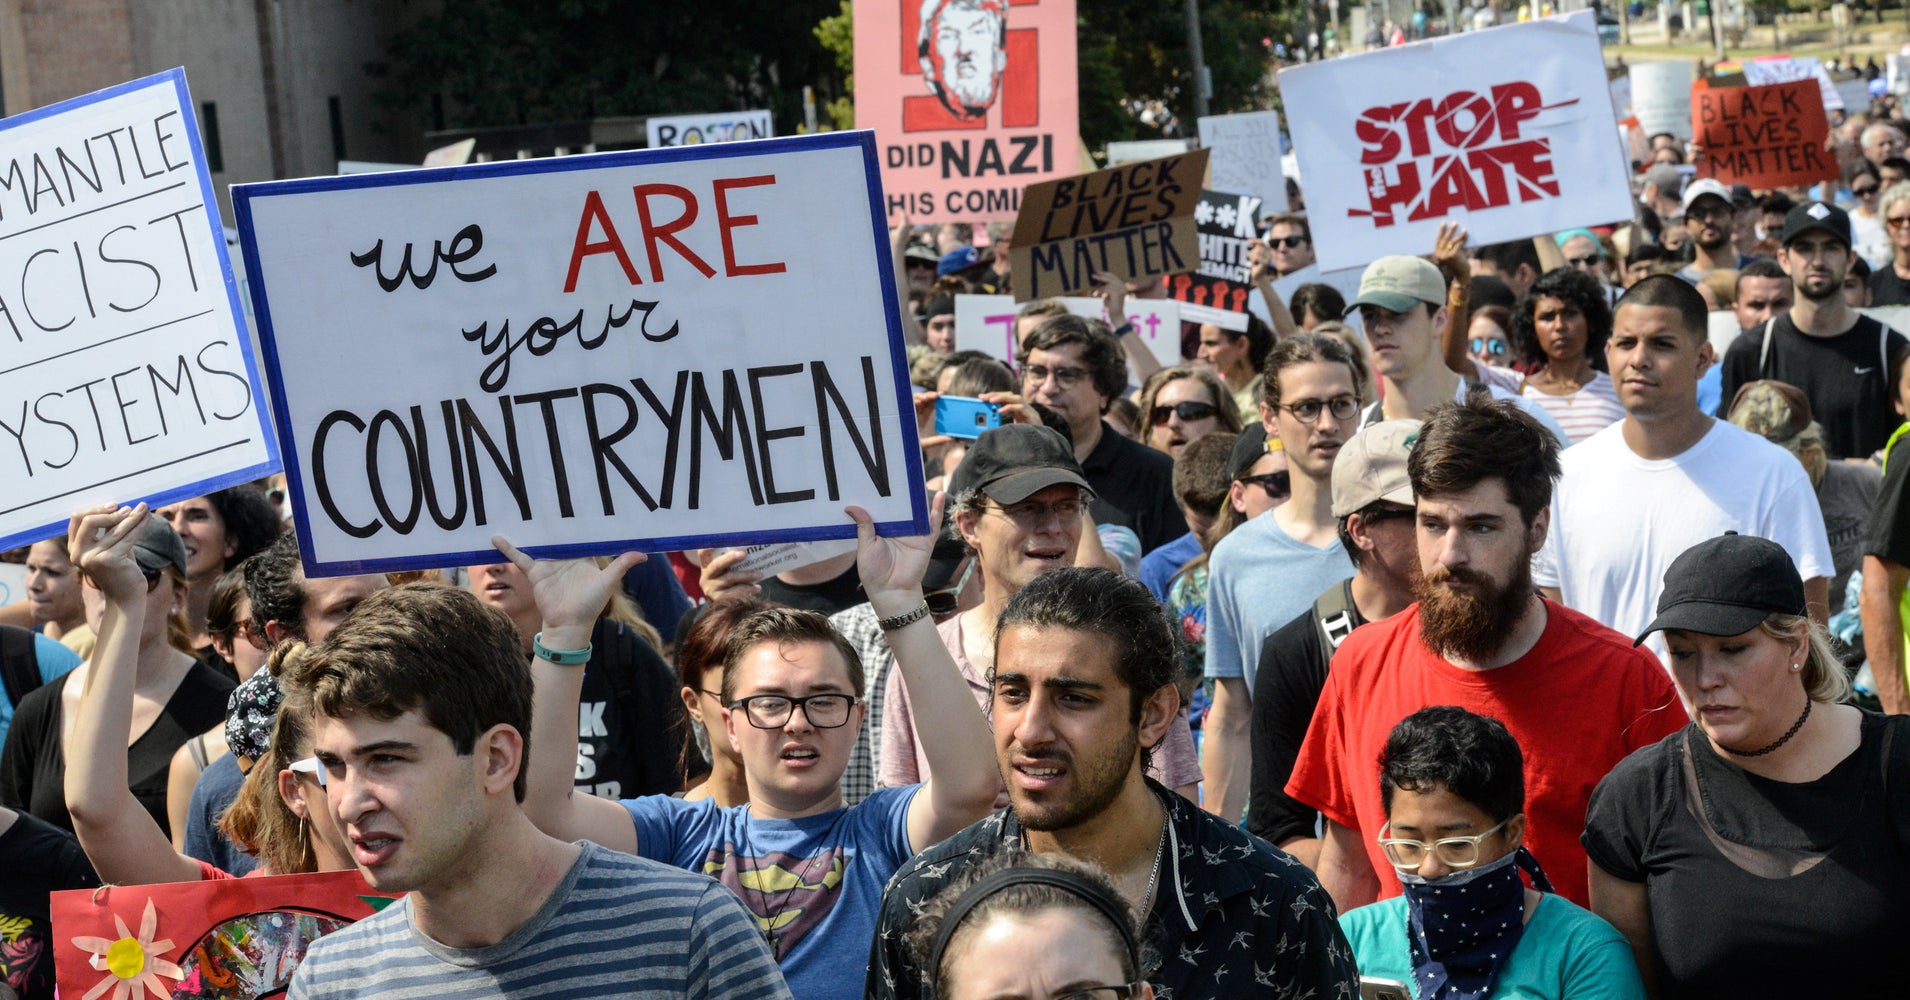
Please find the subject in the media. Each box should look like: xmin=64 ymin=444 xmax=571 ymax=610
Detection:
xmin=182 ymin=753 xmax=258 ymax=876
xmin=1338 ymin=893 xmax=1645 ymax=999
xmin=1203 ymin=512 xmax=1353 ymax=690
xmin=0 ymin=634 xmax=80 ymax=746
xmin=624 ymin=785 xmax=917 ymax=1000
xmin=1140 ymin=531 xmax=1204 ymax=604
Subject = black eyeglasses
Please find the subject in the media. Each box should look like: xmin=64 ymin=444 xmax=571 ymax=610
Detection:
xmin=1854 ymin=185 xmax=1882 ymax=198
xmin=1358 ymin=506 xmax=1415 ymax=525
xmin=1268 ymin=235 xmax=1310 ymax=249
xmin=1566 ymin=254 xmax=1600 ymax=268
xmin=1149 ymin=400 xmax=1218 ymax=425
xmin=1274 ymin=395 xmax=1361 ymax=423
xmin=1469 ymin=337 xmax=1508 ymax=357
xmin=1238 ymin=471 xmax=1291 ymax=497
xmin=730 ymin=693 xmax=858 ymax=729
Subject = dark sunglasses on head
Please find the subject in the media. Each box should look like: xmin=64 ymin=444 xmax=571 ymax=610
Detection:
xmin=1238 ymin=471 xmax=1291 ymax=496
xmin=1469 ymin=337 xmax=1508 ymax=357
xmin=1149 ymin=400 xmax=1218 ymax=425
xmin=1268 ymin=236 xmax=1310 ymax=249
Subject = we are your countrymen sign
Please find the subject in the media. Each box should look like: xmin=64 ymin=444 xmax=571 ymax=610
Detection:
xmin=1279 ymin=11 xmax=1632 ymax=271
xmin=235 ymin=131 xmax=926 ymax=575
xmin=0 ymin=69 xmax=277 ymax=551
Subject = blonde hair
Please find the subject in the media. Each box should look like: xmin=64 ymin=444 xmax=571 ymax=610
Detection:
xmin=1760 ymin=614 xmax=1852 ymax=705
xmin=1728 ymin=390 xmax=1829 ymax=488
xmin=595 ymin=556 xmax=664 ymax=652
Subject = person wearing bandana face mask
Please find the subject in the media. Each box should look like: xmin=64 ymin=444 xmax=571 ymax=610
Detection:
xmin=1340 ymin=707 xmax=1646 ymax=999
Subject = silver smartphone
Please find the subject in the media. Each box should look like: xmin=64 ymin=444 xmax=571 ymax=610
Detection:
xmin=1359 ymin=976 xmax=1412 ymax=1000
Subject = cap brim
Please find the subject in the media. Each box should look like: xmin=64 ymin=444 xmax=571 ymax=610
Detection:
xmin=1784 ymin=224 xmax=1848 ymax=248
xmin=1346 ymin=291 xmax=1424 ymax=316
xmin=981 ymin=469 xmax=1094 ymax=506
xmin=1633 ymin=601 xmax=1772 ymax=646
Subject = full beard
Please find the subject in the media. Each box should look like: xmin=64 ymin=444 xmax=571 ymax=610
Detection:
xmin=1417 ymin=555 xmax=1532 ymax=664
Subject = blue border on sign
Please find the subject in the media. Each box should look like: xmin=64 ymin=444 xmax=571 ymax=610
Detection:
xmin=231 ymin=129 xmax=928 ymax=577
xmin=0 ymin=67 xmax=281 ymax=553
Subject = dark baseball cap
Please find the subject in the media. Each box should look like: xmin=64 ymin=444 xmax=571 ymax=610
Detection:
xmin=134 ymin=516 xmax=189 ymax=578
xmin=949 ymin=424 xmax=1093 ymax=505
xmin=1226 ymin=423 xmax=1274 ymax=480
xmin=1635 ymin=532 xmax=1805 ymax=645
xmin=1780 ymin=201 xmax=1852 ymax=248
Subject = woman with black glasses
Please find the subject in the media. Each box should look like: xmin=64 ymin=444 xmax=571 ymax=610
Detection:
xmin=1135 ymin=367 xmax=1243 ymax=458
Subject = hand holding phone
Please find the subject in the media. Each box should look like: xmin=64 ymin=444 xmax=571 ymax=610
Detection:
xmin=935 ymin=395 xmax=1003 ymax=440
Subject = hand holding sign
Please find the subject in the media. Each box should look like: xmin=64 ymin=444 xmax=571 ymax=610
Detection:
xmin=490 ymin=535 xmax=644 ymax=649
xmin=849 ymin=491 xmax=946 ymax=618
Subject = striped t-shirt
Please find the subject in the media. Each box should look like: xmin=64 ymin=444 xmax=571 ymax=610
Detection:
xmin=1521 ymin=371 xmax=1625 ymax=446
xmin=287 ymin=841 xmax=790 ymax=999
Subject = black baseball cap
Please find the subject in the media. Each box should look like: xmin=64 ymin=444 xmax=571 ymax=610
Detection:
xmin=949 ymin=424 xmax=1093 ymax=505
xmin=1635 ymin=532 xmax=1805 ymax=645
xmin=134 ymin=517 xmax=189 ymax=577
xmin=1780 ymin=201 xmax=1852 ymax=248
xmin=1226 ymin=423 xmax=1273 ymax=480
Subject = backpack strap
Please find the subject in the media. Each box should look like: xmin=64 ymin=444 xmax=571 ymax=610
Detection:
xmin=1313 ymin=580 xmax=1358 ymax=652
xmin=0 ymin=625 xmax=43 ymax=710
xmin=1758 ymin=319 xmax=1775 ymax=376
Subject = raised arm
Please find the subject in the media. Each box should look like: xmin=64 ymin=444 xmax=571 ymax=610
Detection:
xmin=1094 ymin=271 xmax=1164 ymax=381
xmin=1248 ymin=239 xmax=1300 ymax=340
xmin=499 ymin=540 xmax=647 ymax=852
xmin=1433 ymin=223 xmax=1477 ymax=379
xmin=849 ymin=494 xmax=998 ymax=851
xmin=893 ymin=215 xmax=926 ymax=348
xmin=64 ymin=504 xmax=205 ymax=885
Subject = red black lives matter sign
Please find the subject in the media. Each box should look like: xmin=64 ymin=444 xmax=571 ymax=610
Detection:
xmin=1278 ymin=12 xmax=1633 ymax=271
xmin=855 ymin=0 xmax=1081 ymax=224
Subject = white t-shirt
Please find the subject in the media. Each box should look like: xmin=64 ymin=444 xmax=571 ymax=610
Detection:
xmin=1533 ymin=419 xmax=1835 ymax=665
xmin=1363 ymin=378 xmax=1571 ymax=446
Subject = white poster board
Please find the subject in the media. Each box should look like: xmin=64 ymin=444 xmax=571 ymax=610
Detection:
xmin=0 ymin=68 xmax=278 ymax=552
xmin=953 ymin=294 xmax=1181 ymax=374
xmin=1742 ymin=57 xmax=1841 ymax=112
xmin=645 ymin=110 xmax=774 ymax=148
xmin=1277 ymin=12 xmax=1634 ymax=272
xmin=1630 ymin=60 xmax=1695 ymax=140
xmin=234 ymin=131 xmax=925 ymax=575
xmin=1106 ymin=140 xmax=1192 ymax=165
xmin=1197 ymin=111 xmax=1289 ymax=216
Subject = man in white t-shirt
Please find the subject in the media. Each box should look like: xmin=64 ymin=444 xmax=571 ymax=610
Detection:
xmin=1535 ymin=275 xmax=1834 ymax=665
xmin=1350 ymin=254 xmax=1569 ymax=445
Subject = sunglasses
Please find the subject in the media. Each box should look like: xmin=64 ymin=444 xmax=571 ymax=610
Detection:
xmin=925 ymin=557 xmax=977 ymax=617
xmin=1855 ymin=185 xmax=1882 ymax=198
xmin=1238 ymin=471 xmax=1291 ymax=497
xmin=1469 ymin=337 xmax=1508 ymax=357
xmin=288 ymin=756 xmax=327 ymax=787
xmin=80 ymin=565 xmax=165 ymax=593
xmin=1267 ymin=236 xmax=1310 ymax=249
xmin=1888 ymin=215 xmax=1910 ymax=229
xmin=1149 ymin=400 xmax=1218 ymax=425
xmin=1566 ymin=254 xmax=1600 ymax=268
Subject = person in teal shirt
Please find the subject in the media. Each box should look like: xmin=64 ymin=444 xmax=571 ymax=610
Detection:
xmin=1338 ymin=707 xmax=1645 ymax=1000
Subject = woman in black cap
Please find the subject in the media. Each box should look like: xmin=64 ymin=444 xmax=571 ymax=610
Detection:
xmin=1582 ymin=532 xmax=1910 ymax=999
xmin=906 ymin=847 xmax=1153 ymax=1000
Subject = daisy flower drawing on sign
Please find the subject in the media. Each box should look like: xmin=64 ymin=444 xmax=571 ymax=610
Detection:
xmin=70 ymin=898 xmax=184 ymax=1000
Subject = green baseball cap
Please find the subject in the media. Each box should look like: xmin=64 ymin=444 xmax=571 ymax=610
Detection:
xmin=1345 ymin=255 xmax=1447 ymax=317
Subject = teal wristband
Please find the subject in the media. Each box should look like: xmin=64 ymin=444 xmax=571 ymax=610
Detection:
xmin=533 ymin=631 xmax=593 ymax=665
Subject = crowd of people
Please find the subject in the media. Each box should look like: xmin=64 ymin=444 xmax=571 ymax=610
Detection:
xmin=6 ymin=83 xmax=1910 ymax=1000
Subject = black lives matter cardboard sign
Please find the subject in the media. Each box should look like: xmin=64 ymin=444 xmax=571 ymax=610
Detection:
xmin=1008 ymin=147 xmax=1209 ymax=302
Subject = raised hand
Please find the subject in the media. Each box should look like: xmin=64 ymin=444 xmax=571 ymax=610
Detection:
xmin=1431 ymin=222 xmax=1470 ymax=286
xmin=1091 ymin=270 xmax=1128 ymax=324
xmin=848 ymin=492 xmax=946 ymax=615
xmin=491 ymin=537 xmax=643 ymax=642
xmin=69 ymin=503 xmax=152 ymax=603
xmin=695 ymin=547 xmax=762 ymax=603
xmin=1247 ymin=237 xmax=1275 ymax=286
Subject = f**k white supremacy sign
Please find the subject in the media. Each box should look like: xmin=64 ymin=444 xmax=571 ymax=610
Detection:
xmin=234 ymin=130 xmax=926 ymax=575
xmin=1278 ymin=11 xmax=1633 ymax=272
xmin=0 ymin=68 xmax=276 ymax=551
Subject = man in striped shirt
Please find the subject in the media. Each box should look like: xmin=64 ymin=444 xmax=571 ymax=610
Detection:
xmin=284 ymin=581 xmax=788 ymax=999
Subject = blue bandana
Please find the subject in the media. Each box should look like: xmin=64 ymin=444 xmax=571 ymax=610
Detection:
xmin=1398 ymin=847 xmax=1553 ymax=1000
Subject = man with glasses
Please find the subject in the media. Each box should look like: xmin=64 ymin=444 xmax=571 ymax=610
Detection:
xmin=881 ymin=425 xmax=1202 ymax=798
xmin=1018 ymin=313 xmax=1185 ymax=553
xmin=1351 ymin=255 xmax=1567 ymax=441
xmin=1675 ymin=179 xmax=1751 ymax=283
xmin=522 ymin=503 xmax=999 ymax=999
xmin=1718 ymin=201 xmax=1908 ymax=459
xmin=1200 ymin=334 xmax=1362 ymax=823
xmin=1290 ymin=396 xmax=1683 ymax=913
xmin=1247 ymin=420 xmax=1423 ymax=869
xmin=1264 ymin=213 xmax=1316 ymax=278
xmin=1338 ymin=708 xmax=1645 ymax=996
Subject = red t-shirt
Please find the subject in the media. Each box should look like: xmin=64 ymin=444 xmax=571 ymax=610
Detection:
xmin=1286 ymin=598 xmax=1686 ymax=907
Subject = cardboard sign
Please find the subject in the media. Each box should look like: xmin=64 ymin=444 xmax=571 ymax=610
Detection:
xmin=1742 ymin=56 xmax=1841 ymax=112
xmin=1278 ymin=13 xmax=1632 ymax=272
xmin=1166 ymin=190 xmax=1264 ymax=331
xmin=234 ymin=130 xmax=926 ymax=575
xmin=1197 ymin=111 xmax=1289 ymax=216
xmin=953 ymin=293 xmax=1181 ymax=370
xmin=1008 ymin=148 xmax=1210 ymax=301
xmin=646 ymin=111 xmax=774 ymax=148
xmin=1106 ymin=140 xmax=1192 ymax=165
xmin=854 ymin=0 xmax=1079 ymax=224
xmin=1693 ymin=80 xmax=1837 ymax=189
xmin=0 ymin=69 xmax=278 ymax=552
xmin=1630 ymin=60 xmax=1695 ymax=140
xmin=52 ymin=870 xmax=395 ymax=1000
